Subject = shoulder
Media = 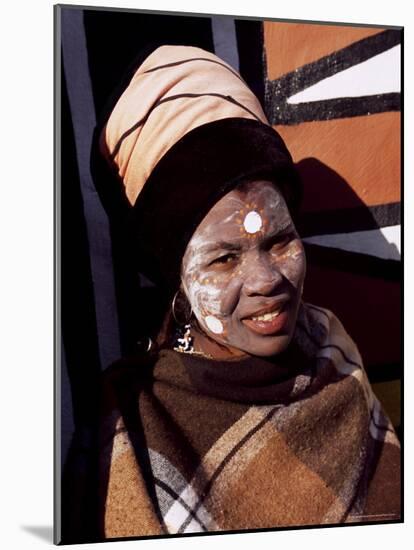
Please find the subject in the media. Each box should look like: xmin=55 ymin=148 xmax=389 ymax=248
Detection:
xmin=302 ymin=302 xmax=348 ymax=332
xmin=294 ymin=301 xmax=360 ymax=362
xmin=301 ymin=302 xmax=360 ymax=351
xmin=298 ymin=301 xmax=367 ymax=383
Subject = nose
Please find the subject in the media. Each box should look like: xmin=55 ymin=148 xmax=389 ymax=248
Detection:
xmin=243 ymin=253 xmax=283 ymax=297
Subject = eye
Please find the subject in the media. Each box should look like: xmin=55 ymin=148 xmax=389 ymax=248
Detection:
xmin=268 ymin=232 xmax=294 ymax=251
xmin=210 ymin=253 xmax=238 ymax=266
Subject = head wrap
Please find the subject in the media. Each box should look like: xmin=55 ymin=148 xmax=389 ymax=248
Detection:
xmin=99 ymin=45 xmax=301 ymax=290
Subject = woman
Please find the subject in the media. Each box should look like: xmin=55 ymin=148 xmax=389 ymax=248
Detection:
xmin=62 ymin=45 xmax=400 ymax=542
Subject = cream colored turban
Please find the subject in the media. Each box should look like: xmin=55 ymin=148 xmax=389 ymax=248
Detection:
xmin=100 ymin=45 xmax=269 ymax=206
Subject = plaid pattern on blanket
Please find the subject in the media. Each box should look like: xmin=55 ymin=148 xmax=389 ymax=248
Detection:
xmin=96 ymin=303 xmax=400 ymax=539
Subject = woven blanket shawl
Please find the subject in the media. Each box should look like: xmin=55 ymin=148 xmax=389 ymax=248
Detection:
xmin=95 ymin=303 xmax=400 ymax=539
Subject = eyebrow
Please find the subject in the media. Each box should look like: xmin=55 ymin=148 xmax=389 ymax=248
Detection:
xmin=201 ymin=241 xmax=244 ymax=254
xmin=264 ymin=224 xmax=295 ymax=242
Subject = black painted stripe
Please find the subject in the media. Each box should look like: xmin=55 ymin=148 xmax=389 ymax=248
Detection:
xmin=270 ymin=29 xmax=402 ymax=99
xmin=304 ymin=242 xmax=401 ymax=281
xmin=297 ymin=203 xmax=401 ymax=238
xmin=269 ymin=93 xmax=400 ymax=125
xmin=142 ymin=56 xmax=244 ymax=84
xmin=177 ymin=405 xmax=279 ymax=533
xmin=154 ymin=477 xmax=208 ymax=532
xmin=265 ymin=29 xmax=402 ymax=125
xmin=110 ymin=92 xmax=262 ymax=160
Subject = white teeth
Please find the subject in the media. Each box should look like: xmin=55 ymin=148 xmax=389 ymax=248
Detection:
xmin=250 ymin=308 xmax=282 ymax=322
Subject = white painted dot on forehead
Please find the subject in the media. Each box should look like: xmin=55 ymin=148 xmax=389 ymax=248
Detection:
xmin=205 ymin=315 xmax=224 ymax=334
xmin=243 ymin=211 xmax=262 ymax=234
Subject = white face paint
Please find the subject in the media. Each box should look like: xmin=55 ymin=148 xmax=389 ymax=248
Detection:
xmin=180 ymin=180 xmax=306 ymax=357
xmin=205 ymin=315 xmax=224 ymax=334
xmin=243 ymin=211 xmax=262 ymax=234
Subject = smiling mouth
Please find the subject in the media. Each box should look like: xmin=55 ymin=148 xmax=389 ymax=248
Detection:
xmin=248 ymin=307 xmax=284 ymax=322
xmin=243 ymin=298 xmax=289 ymax=321
xmin=241 ymin=302 xmax=290 ymax=335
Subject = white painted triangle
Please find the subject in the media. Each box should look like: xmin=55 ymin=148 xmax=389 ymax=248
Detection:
xmin=302 ymin=225 xmax=400 ymax=260
xmin=288 ymin=45 xmax=401 ymax=104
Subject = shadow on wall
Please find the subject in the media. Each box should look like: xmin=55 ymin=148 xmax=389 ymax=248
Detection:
xmin=295 ymin=157 xmax=400 ymax=375
xmin=296 ymin=157 xmax=399 ymax=260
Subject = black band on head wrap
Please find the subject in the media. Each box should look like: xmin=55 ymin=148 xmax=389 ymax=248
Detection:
xmin=131 ymin=117 xmax=302 ymax=292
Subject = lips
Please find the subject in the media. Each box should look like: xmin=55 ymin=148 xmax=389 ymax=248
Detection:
xmin=241 ymin=298 xmax=290 ymax=336
xmin=242 ymin=296 xmax=289 ymax=320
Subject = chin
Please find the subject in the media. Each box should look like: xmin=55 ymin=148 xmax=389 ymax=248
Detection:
xmin=241 ymin=333 xmax=293 ymax=358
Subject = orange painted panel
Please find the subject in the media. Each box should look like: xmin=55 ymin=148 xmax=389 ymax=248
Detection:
xmin=264 ymin=22 xmax=383 ymax=80
xmin=275 ymin=112 xmax=401 ymax=211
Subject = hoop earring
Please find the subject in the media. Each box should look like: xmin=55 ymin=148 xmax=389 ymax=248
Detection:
xmin=171 ymin=289 xmax=192 ymax=325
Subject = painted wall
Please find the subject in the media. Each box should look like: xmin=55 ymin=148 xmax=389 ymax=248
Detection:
xmin=263 ymin=22 xmax=402 ymax=429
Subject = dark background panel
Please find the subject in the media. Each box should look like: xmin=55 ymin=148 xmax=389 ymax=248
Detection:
xmin=83 ymin=9 xmax=216 ymax=123
xmin=61 ymin=60 xmax=101 ymax=430
xmin=234 ymin=18 xmax=266 ymax=108
xmin=60 ymin=58 xmax=103 ymax=542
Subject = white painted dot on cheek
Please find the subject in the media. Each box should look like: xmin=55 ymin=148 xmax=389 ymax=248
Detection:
xmin=204 ymin=315 xmax=224 ymax=334
xmin=243 ymin=211 xmax=262 ymax=234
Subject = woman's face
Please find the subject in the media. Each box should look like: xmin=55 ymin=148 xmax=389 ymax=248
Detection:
xmin=181 ymin=180 xmax=306 ymax=357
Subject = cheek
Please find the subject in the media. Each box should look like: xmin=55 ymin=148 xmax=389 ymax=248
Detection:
xmin=184 ymin=273 xmax=241 ymax=338
xmin=185 ymin=277 xmax=227 ymax=320
xmin=273 ymin=243 xmax=306 ymax=286
xmin=219 ymin=272 xmax=245 ymax=314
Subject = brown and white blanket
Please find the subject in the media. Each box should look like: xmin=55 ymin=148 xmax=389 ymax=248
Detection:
xmin=62 ymin=302 xmax=401 ymax=542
